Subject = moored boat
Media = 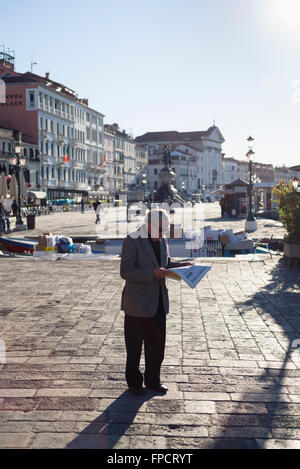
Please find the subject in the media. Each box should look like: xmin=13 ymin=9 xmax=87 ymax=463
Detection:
xmin=0 ymin=237 xmax=37 ymax=255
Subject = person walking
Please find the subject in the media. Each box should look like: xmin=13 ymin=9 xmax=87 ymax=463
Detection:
xmin=0 ymin=202 xmax=10 ymax=232
xmin=95 ymin=200 xmax=102 ymax=224
xmin=120 ymin=209 xmax=193 ymax=396
xmin=80 ymin=197 xmax=85 ymax=214
xmin=219 ymin=196 xmax=225 ymax=217
xmin=11 ymin=200 xmax=18 ymax=218
xmin=93 ymin=198 xmax=101 ymax=224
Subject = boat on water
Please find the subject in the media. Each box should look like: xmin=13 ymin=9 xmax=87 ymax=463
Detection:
xmin=0 ymin=237 xmax=37 ymax=255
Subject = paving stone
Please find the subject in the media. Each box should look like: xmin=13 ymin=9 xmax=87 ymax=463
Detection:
xmin=149 ymin=425 xmax=208 ymax=438
xmin=256 ymin=439 xmax=300 ymax=449
xmin=184 ymin=400 xmax=216 ymax=414
xmin=36 ymin=397 xmax=98 ymax=411
xmin=30 ymin=432 xmax=78 ymax=449
xmin=0 ymin=433 xmax=34 ymax=448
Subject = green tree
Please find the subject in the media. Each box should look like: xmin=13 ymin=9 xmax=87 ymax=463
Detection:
xmin=273 ymin=182 xmax=300 ymax=243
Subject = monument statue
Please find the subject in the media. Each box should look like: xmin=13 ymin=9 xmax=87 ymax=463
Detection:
xmin=161 ymin=145 xmax=173 ymax=168
xmin=152 ymin=144 xmax=185 ymax=206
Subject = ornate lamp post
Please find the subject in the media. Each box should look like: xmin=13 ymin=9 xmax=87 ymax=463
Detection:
xmin=141 ymin=171 xmax=147 ymax=201
xmin=10 ymin=142 xmax=26 ymax=227
xmin=245 ymin=136 xmax=257 ymax=232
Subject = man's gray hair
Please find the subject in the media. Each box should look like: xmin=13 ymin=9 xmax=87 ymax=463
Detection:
xmin=143 ymin=209 xmax=170 ymax=238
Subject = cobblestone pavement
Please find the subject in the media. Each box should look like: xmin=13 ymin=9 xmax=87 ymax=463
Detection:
xmin=0 ymin=255 xmax=300 ymax=449
xmin=5 ymin=202 xmax=286 ymax=240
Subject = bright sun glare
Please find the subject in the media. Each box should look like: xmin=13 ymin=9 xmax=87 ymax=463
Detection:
xmin=273 ymin=0 xmax=300 ymax=32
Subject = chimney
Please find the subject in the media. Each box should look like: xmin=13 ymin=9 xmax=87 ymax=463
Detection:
xmin=45 ymin=72 xmax=50 ymax=80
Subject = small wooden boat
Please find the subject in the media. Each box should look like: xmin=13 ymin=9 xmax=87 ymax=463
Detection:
xmin=0 ymin=237 xmax=37 ymax=255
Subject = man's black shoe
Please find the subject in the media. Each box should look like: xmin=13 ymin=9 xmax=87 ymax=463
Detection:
xmin=128 ymin=386 xmax=146 ymax=396
xmin=146 ymin=384 xmax=168 ymax=393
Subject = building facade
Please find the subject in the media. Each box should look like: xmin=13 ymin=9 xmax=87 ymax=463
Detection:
xmin=274 ymin=165 xmax=300 ymax=185
xmin=0 ymin=127 xmax=39 ymax=190
xmin=103 ymin=128 xmax=116 ymax=192
xmin=135 ymin=126 xmax=225 ymax=193
xmin=223 ymin=157 xmax=239 ymax=184
xmin=0 ymin=50 xmax=105 ymax=200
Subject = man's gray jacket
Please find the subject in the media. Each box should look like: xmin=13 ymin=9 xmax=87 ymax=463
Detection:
xmin=120 ymin=228 xmax=185 ymax=318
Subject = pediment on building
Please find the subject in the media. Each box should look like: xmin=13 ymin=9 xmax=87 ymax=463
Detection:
xmin=204 ymin=126 xmax=225 ymax=144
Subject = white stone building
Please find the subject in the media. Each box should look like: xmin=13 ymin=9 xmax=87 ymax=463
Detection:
xmin=223 ymin=157 xmax=239 ymax=184
xmin=135 ymin=126 xmax=225 ymax=193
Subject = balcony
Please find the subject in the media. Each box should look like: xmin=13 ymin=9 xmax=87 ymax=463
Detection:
xmin=0 ymin=150 xmax=12 ymax=160
xmin=41 ymin=178 xmax=57 ymax=188
xmin=73 ymin=182 xmax=88 ymax=190
xmin=40 ymin=129 xmax=48 ymax=139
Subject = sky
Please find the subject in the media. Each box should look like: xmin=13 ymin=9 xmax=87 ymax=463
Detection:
xmin=1 ymin=0 xmax=300 ymax=167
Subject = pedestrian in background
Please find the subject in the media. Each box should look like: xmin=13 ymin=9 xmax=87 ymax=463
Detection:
xmin=80 ymin=197 xmax=85 ymax=214
xmin=11 ymin=200 xmax=18 ymax=218
xmin=0 ymin=202 xmax=10 ymax=232
xmin=93 ymin=198 xmax=102 ymax=224
xmin=220 ymin=196 xmax=225 ymax=217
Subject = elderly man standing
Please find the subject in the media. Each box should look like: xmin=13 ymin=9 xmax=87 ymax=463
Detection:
xmin=120 ymin=209 xmax=192 ymax=396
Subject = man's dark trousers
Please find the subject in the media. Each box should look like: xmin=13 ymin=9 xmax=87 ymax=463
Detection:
xmin=124 ymin=305 xmax=166 ymax=389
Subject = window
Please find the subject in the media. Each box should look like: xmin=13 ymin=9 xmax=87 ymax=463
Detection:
xmin=154 ymin=168 xmax=157 ymax=175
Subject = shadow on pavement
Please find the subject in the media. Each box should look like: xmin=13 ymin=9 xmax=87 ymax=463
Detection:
xmin=65 ymin=390 xmax=154 ymax=449
xmin=210 ymin=258 xmax=300 ymax=449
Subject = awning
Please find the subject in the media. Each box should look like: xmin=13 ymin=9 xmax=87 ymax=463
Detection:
xmin=28 ymin=191 xmax=47 ymax=199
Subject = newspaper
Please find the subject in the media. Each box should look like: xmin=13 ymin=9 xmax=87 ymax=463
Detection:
xmin=167 ymin=265 xmax=211 ymax=289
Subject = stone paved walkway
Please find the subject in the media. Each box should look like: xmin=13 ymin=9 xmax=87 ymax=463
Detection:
xmin=0 ymin=256 xmax=299 ymax=449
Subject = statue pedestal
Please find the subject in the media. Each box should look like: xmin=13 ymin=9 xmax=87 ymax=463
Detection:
xmin=159 ymin=167 xmax=176 ymax=186
xmin=155 ymin=167 xmax=179 ymax=203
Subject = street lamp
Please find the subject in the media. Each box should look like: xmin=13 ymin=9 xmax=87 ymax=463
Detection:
xmin=10 ymin=142 xmax=26 ymax=226
xmin=245 ymin=136 xmax=257 ymax=232
xmin=141 ymin=171 xmax=147 ymax=201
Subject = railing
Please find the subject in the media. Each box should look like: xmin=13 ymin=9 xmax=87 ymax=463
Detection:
xmin=0 ymin=151 xmax=12 ymax=159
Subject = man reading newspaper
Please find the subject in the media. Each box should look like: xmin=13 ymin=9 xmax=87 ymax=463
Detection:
xmin=120 ymin=209 xmax=193 ymax=396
